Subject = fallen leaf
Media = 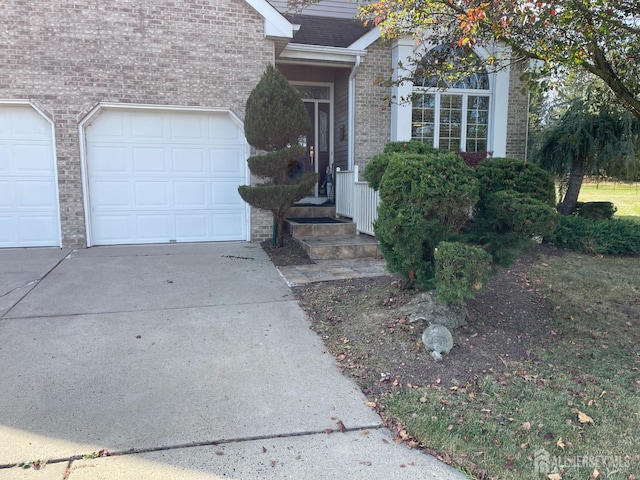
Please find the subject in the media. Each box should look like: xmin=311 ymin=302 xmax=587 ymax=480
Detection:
xmin=337 ymin=420 xmax=347 ymax=432
xmin=522 ymin=421 xmax=531 ymax=431
xmin=548 ymin=474 xmax=562 ymax=480
xmin=419 ymin=395 xmax=427 ymax=403
xmin=271 ymin=460 xmax=276 ymax=468
xmin=590 ymin=469 xmax=600 ymax=479
xmin=557 ymin=437 xmax=565 ymax=450
xmin=576 ymin=410 xmax=594 ymax=424
xmin=365 ymin=401 xmax=377 ymax=408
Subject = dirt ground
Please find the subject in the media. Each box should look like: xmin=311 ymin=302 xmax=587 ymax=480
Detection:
xmin=263 ymin=236 xmax=560 ymax=397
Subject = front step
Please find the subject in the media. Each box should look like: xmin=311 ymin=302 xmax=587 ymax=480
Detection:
xmin=295 ymin=234 xmax=382 ymax=260
xmin=285 ymin=203 xmax=381 ymax=260
xmin=288 ymin=205 xmax=335 ymax=218
xmin=285 ymin=217 xmax=356 ymax=237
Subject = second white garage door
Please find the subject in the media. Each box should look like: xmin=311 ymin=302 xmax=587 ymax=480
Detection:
xmin=85 ymin=108 xmax=248 ymax=246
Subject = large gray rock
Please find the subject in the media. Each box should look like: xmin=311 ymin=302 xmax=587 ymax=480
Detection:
xmin=402 ymin=291 xmax=467 ymax=329
xmin=422 ymin=324 xmax=454 ymax=361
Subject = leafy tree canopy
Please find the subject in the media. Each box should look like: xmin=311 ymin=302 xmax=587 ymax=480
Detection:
xmin=288 ymin=0 xmax=640 ymax=119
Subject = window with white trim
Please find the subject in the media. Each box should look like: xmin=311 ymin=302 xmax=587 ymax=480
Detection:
xmin=412 ymin=46 xmax=491 ymax=152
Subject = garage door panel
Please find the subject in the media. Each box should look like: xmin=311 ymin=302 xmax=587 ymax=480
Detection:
xmin=13 ymin=144 xmax=55 ymax=173
xmin=91 ymin=215 xmax=132 ymax=243
xmin=174 ymin=182 xmax=206 ymax=207
xmin=212 ymin=181 xmax=245 ymax=207
xmin=134 ymin=182 xmax=170 ymax=207
xmin=210 ymin=148 xmax=245 ymax=176
xmin=91 ymin=181 xmax=129 ymax=208
xmin=170 ymin=115 xmax=204 ymax=140
xmin=172 ymin=148 xmax=206 ymax=173
xmin=136 ymin=215 xmax=171 ymax=241
xmin=133 ymin=147 xmax=167 ymax=173
xmin=86 ymin=109 xmax=247 ymax=245
xmin=213 ymin=213 xmax=245 ymax=239
xmin=88 ymin=146 xmax=129 ymax=173
xmin=175 ymin=214 xmax=208 ymax=240
xmin=0 ymin=105 xmax=59 ymax=247
xmin=16 ymin=180 xmax=58 ymax=208
xmin=18 ymin=216 xmax=59 ymax=244
xmin=208 ymin=116 xmax=243 ymax=140
xmin=131 ymin=113 xmax=164 ymax=139
xmin=5 ymin=109 xmax=50 ymax=137
xmin=0 ymin=180 xmax=11 ymax=206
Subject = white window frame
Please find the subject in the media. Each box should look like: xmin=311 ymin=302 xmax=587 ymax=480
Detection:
xmin=411 ymin=89 xmax=492 ymax=152
xmin=390 ymin=36 xmax=511 ymax=157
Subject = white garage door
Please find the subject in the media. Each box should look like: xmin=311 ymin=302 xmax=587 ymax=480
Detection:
xmin=0 ymin=105 xmax=60 ymax=248
xmin=85 ymin=109 xmax=248 ymax=246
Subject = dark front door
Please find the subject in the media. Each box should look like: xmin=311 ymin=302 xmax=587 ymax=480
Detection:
xmin=303 ymin=100 xmax=331 ymax=197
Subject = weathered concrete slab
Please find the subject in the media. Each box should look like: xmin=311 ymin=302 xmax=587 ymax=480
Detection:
xmin=65 ymin=429 xmax=465 ymax=480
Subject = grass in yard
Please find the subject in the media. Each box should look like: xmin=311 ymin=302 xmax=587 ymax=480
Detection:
xmin=579 ymin=182 xmax=640 ymax=218
xmin=381 ymin=252 xmax=640 ymax=479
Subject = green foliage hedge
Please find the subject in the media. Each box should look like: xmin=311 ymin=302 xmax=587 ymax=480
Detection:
xmin=434 ymin=242 xmax=493 ymax=304
xmin=548 ymin=215 xmax=640 ymax=255
xmin=484 ymin=190 xmax=558 ymax=237
xmin=475 ymin=157 xmax=557 ymax=208
xmin=573 ymin=201 xmax=617 ymax=220
xmin=375 ymin=151 xmax=479 ymax=289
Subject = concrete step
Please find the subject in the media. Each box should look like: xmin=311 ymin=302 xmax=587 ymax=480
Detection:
xmin=288 ymin=204 xmax=336 ymax=218
xmin=285 ymin=217 xmax=356 ymax=237
xmin=296 ymin=234 xmax=382 ymax=260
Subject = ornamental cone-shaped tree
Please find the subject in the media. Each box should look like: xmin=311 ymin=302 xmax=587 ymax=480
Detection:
xmin=238 ymin=65 xmax=316 ymax=247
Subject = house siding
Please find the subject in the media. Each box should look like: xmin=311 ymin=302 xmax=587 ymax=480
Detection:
xmin=1 ymin=0 xmax=275 ymax=247
xmin=354 ymin=40 xmax=392 ymax=175
xmin=505 ymin=59 xmax=530 ymax=160
xmin=269 ymin=0 xmax=359 ymax=18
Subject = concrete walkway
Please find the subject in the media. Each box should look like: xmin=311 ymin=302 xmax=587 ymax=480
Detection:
xmin=0 ymin=243 xmax=467 ymax=480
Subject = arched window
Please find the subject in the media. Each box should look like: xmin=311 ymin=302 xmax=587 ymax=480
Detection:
xmin=412 ymin=45 xmax=491 ymax=152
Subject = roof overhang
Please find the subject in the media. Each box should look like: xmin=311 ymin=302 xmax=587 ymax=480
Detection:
xmin=277 ymin=43 xmax=368 ymax=67
xmin=244 ymin=0 xmax=297 ymax=54
xmin=348 ymin=25 xmax=382 ymax=50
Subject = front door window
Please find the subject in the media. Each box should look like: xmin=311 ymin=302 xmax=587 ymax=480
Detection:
xmin=295 ymin=85 xmax=332 ymax=197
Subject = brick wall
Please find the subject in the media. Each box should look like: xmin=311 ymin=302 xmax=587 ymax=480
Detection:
xmin=505 ymin=59 xmax=530 ymax=160
xmin=0 ymin=0 xmax=274 ymax=247
xmin=354 ymin=40 xmax=392 ymax=174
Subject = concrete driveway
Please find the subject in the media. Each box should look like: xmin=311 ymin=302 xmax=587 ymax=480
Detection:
xmin=0 ymin=243 xmax=466 ymax=479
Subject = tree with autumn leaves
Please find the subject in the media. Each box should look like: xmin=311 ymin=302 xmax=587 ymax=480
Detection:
xmin=288 ymin=0 xmax=639 ymax=120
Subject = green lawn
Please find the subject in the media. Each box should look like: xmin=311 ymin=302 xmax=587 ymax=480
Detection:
xmin=578 ymin=182 xmax=640 ymax=219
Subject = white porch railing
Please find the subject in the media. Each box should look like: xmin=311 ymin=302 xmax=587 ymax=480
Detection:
xmin=335 ymin=165 xmax=380 ymax=236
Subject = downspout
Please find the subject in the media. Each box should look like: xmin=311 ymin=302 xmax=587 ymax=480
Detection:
xmin=348 ymin=55 xmax=361 ymax=173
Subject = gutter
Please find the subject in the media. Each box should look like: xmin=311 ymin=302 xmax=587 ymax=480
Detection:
xmin=348 ymin=55 xmax=362 ymax=171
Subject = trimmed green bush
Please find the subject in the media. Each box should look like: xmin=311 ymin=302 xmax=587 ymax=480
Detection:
xmin=484 ymin=190 xmax=558 ymax=237
xmin=363 ymin=152 xmax=393 ymax=191
xmin=364 ymin=142 xmax=439 ymax=191
xmin=548 ymin=215 xmax=640 ymax=255
xmin=244 ymin=65 xmax=310 ymax=152
xmin=574 ymin=201 xmax=617 ymax=220
xmin=434 ymin=241 xmax=493 ymax=304
xmin=382 ymin=141 xmax=439 ymax=155
xmin=239 ymin=65 xmax=315 ymax=247
xmin=375 ymin=151 xmax=479 ymax=288
xmin=475 ymin=157 xmax=557 ymax=208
